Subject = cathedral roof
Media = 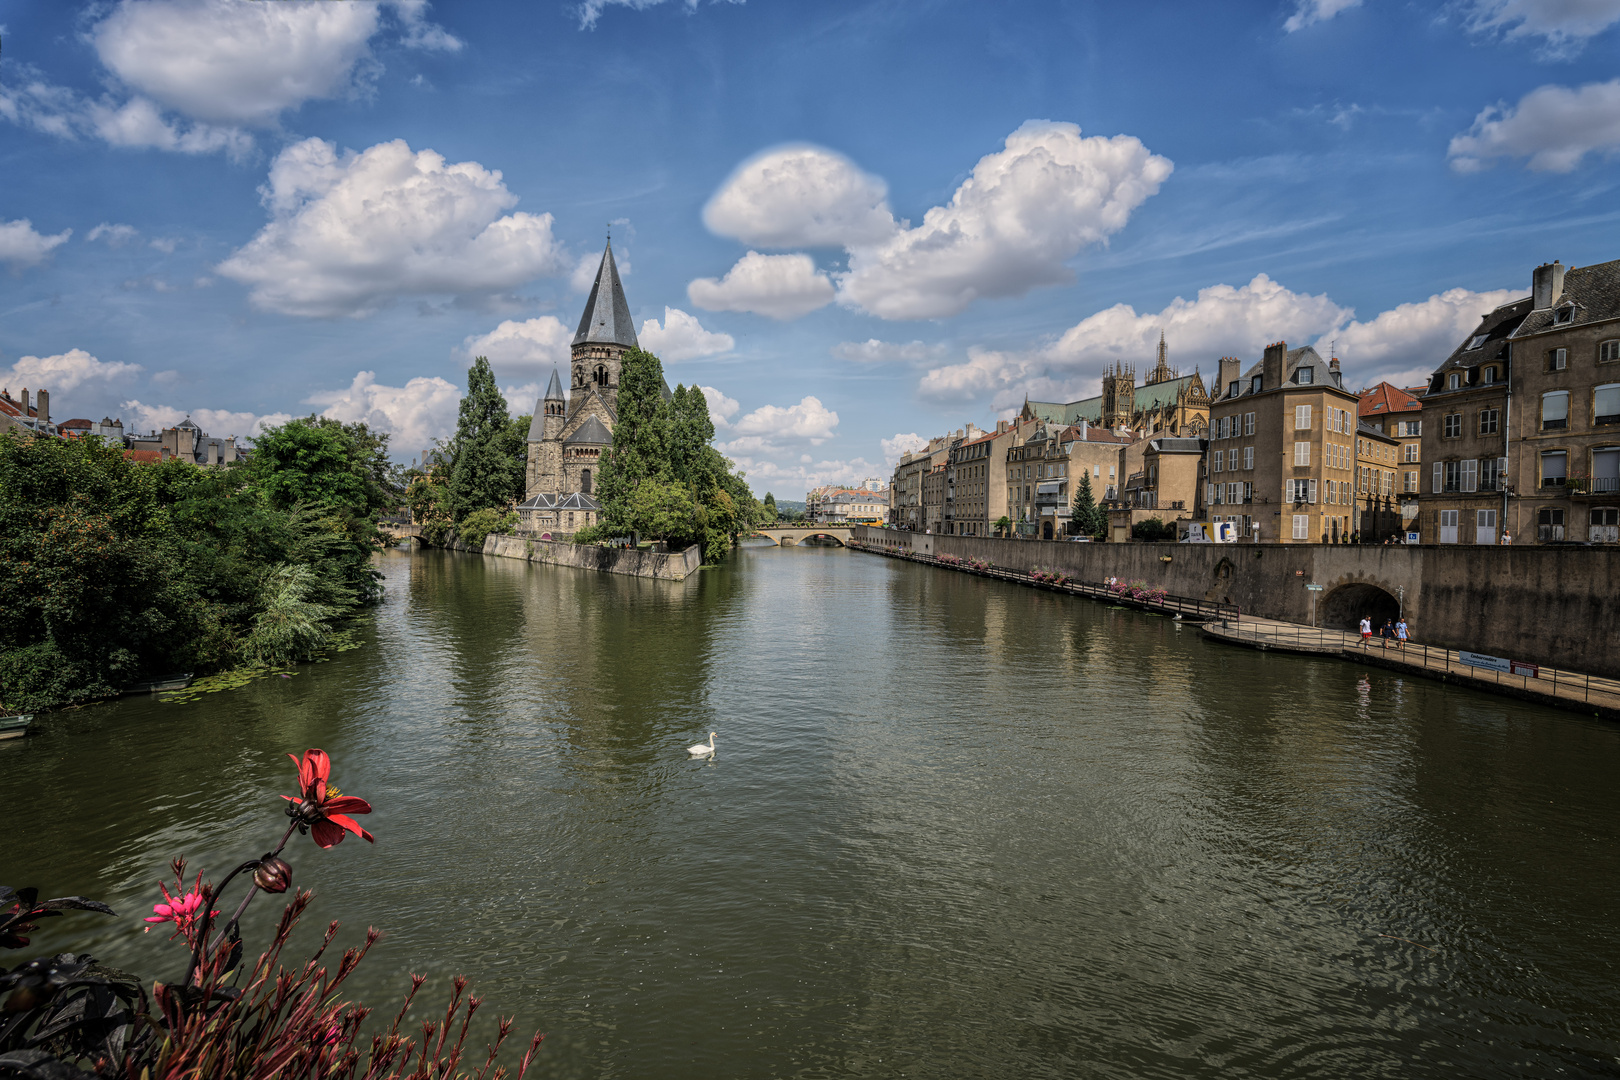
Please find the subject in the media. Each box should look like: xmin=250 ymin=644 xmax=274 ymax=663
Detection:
xmin=573 ymin=240 xmax=638 ymax=349
xmin=525 ymin=405 xmax=548 ymax=442
xmin=564 ymin=415 xmax=612 ymax=446
xmin=544 ymin=367 xmax=565 ymax=401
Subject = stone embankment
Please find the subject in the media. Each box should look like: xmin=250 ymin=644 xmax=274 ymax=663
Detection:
xmin=437 ymin=531 xmax=702 ymax=580
xmin=851 ymin=527 xmax=1620 ymax=681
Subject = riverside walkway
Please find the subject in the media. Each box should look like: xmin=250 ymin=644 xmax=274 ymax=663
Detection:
xmin=1202 ymin=617 xmax=1620 ymax=722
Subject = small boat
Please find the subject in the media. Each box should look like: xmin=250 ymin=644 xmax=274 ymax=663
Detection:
xmin=121 ymin=673 xmax=194 ymax=695
xmin=0 ymin=714 xmax=34 ymax=740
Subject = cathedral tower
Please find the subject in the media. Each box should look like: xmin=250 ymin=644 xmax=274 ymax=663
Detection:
xmin=1145 ymin=330 xmax=1178 ymax=385
xmin=1101 ymin=360 xmax=1135 ymax=429
xmin=525 ymin=368 xmax=567 ymax=496
xmin=569 ymin=239 xmax=638 ymax=418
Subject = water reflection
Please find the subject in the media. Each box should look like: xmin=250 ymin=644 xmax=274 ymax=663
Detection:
xmin=5 ymin=545 xmax=1620 ymax=1079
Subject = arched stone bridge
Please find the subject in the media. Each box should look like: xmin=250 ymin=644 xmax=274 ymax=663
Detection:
xmin=750 ymin=525 xmax=854 ymax=546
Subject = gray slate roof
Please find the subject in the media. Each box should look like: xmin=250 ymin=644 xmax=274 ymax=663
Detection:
xmin=518 ymin=491 xmax=602 ymax=511
xmin=1425 ymin=296 xmax=1531 ymax=395
xmin=544 ymin=368 xmax=566 ymax=400
xmin=1149 ymin=437 xmax=1205 ymax=453
xmin=563 ymin=415 xmax=612 ymax=446
xmin=1225 ymin=346 xmax=1340 ymax=399
xmin=1511 ymin=259 xmax=1620 ymax=339
xmin=573 ymin=241 xmax=638 ymax=349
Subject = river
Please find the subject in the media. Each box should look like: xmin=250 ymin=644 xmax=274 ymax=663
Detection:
xmin=6 ymin=545 xmax=1620 ymax=1078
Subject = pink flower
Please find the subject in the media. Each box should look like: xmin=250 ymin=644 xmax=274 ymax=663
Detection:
xmin=143 ymin=879 xmax=217 ymax=940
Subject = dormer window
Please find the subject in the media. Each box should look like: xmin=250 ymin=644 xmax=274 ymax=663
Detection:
xmin=1448 ymin=373 xmax=1461 ymax=390
xmin=1296 ymin=368 xmax=1313 ymax=385
xmin=1227 ymin=381 xmax=1239 ymax=398
xmin=1466 ymin=334 xmax=1489 ymax=350
xmin=1554 ymin=304 xmax=1575 ymax=325
xmin=1483 ymin=366 xmax=1497 ymax=384
xmin=1251 ymin=375 xmax=1262 ymax=393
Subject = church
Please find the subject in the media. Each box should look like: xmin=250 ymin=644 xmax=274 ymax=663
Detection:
xmin=1020 ymin=333 xmax=1210 ymax=439
xmin=516 ymin=240 xmax=651 ymax=536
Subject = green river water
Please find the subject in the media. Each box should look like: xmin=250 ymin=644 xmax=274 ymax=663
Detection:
xmin=5 ymin=544 xmax=1620 ymax=1078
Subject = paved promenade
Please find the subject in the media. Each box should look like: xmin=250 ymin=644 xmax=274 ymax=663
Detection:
xmin=1202 ymin=617 xmax=1620 ymax=721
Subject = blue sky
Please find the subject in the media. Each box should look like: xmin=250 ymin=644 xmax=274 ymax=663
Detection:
xmin=2 ymin=0 xmax=1618 ymax=496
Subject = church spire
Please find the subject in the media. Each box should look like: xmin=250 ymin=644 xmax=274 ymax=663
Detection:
xmin=572 ymin=240 xmax=638 ymax=349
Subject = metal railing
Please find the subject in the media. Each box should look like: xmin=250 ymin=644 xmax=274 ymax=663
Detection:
xmin=1207 ymin=620 xmax=1620 ymax=710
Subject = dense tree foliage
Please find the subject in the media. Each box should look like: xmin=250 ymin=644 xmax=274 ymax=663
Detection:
xmin=594 ymin=347 xmax=762 ymax=561
xmin=1131 ymin=517 xmax=1175 ymax=542
xmin=446 ymin=357 xmax=525 ymax=519
xmin=0 ymin=418 xmax=401 ymax=713
xmin=1069 ymin=472 xmax=1106 ymax=538
xmin=763 ymin=492 xmax=778 ymax=520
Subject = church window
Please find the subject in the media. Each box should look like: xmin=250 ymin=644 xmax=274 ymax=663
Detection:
xmin=581 ymin=468 xmax=592 ymax=494
xmin=574 ymin=365 xmax=584 ymax=385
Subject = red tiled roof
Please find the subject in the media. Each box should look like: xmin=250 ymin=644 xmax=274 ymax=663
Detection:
xmin=123 ymin=449 xmax=163 ymax=464
xmin=1358 ymin=381 xmax=1423 ymax=416
xmin=1056 ymin=424 xmax=1132 ymax=444
xmin=59 ymin=418 xmax=94 ymax=429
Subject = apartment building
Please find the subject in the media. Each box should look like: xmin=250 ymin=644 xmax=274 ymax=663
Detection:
xmin=1505 ymin=260 xmax=1620 ymax=543
xmin=947 ymin=425 xmax=1013 ymax=537
xmin=1353 ymin=421 xmax=1403 ymax=540
xmin=1003 ymin=421 xmax=1132 ymax=538
xmin=1204 ymin=343 xmax=1362 ymax=542
xmin=1358 ymin=382 xmax=1423 ymax=535
xmin=1109 ymin=436 xmax=1204 ymax=542
xmin=1419 ymin=296 xmax=1528 ymax=544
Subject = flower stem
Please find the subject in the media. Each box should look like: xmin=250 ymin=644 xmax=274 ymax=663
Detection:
xmin=184 ymin=821 xmax=299 ymax=985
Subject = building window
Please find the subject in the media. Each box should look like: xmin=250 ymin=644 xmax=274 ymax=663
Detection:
xmin=1403 ymin=443 xmax=1419 ymax=462
xmin=1541 ymin=391 xmax=1569 ymax=430
xmin=1466 ymin=333 xmax=1488 ymax=350
xmin=1482 ymin=366 xmax=1497 ymax=384
xmin=1481 ymin=456 xmax=1506 ymax=491
xmin=1443 ymin=413 xmax=1461 ymax=438
xmin=1479 ymin=408 xmax=1499 ymax=435
xmin=1294 ymin=404 xmax=1312 ymax=429
xmin=1227 ymin=380 xmax=1239 ymax=398
xmin=1251 ymin=375 xmax=1262 ymax=393
xmin=1594 ymin=448 xmax=1620 ymax=494
xmin=1294 ymin=441 xmax=1310 ymax=466
xmin=1537 ymin=507 xmax=1565 ymax=542
xmin=1292 ymin=514 xmax=1309 ymax=540
xmin=1592 ymin=508 xmax=1619 ymax=542
xmin=1297 ymin=367 xmax=1314 ymax=385
xmin=1244 ymin=412 xmax=1255 ymax=436
xmin=1448 ymin=373 xmax=1461 ymax=390
xmin=1404 ymin=470 xmax=1417 ymax=493
xmin=1541 ymin=449 xmax=1567 ymax=487
xmin=1213 ymin=449 xmax=1224 ymax=472
xmin=1596 ymin=384 xmax=1620 ymax=425
xmin=1243 ymin=446 xmax=1254 ymax=470
xmin=1439 ymin=509 xmax=1459 ymax=543
xmin=1548 ymin=348 xmax=1567 ymax=371
xmin=1554 ymin=304 xmax=1575 ymax=325
xmin=1600 ymin=340 xmax=1620 ymax=363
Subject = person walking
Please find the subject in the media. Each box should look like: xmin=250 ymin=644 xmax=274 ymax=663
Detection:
xmin=1395 ymin=617 xmax=1408 ymax=649
xmin=1359 ymin=616 xmax=1373 ymax=645
xmin=1380 ymin=618 xmax=1395 ymax=649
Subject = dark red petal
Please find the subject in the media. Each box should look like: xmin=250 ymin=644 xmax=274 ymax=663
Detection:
xmin=309 ymin=819 xmax=345 ymax=848
xmin=292 ymin=752 xmax=313 ymax=791
xmin=322 ymin=796 xmax=371 ymax=816
xmin=307 ymin=749 xmax=331 ymax=787
xmin=324 ymin=813 xmax=374 ymax=842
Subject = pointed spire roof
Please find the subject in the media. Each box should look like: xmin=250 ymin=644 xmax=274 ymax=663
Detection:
xmin=544 ymin=367 xmax=565 ymax=401
xmin=573 ymin=240 xmax=638 ymax=349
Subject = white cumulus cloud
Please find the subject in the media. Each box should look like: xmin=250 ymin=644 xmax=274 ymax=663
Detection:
xmin=4 ymin=349 xmax=144 ymax=393
xmin=1284 ymin=0 xmax=1362 ymax=32
xmin=881 ymin=432 xmax=928 ymax=467
xmin=837 ymin=121 xmax=1173 ymax=320
xmin=703 ymin=144 xmax=896 ymax=248
xmin=719 ymin=395 xmax=839 ymax=457
xmin=688 ymin=251 xmax=835 ymax=320
xmin=1329 ymin=287 xmax=1522 ymax=387
xmin=218 ymin=137 xmax=568 ymax=317
xmin=87 ymin=223 xmax=140 ymax=247
xmin=831 ymin=339 xmax=946 ymax=364
xmin=1449 ymin=79 xmax=1620 ymax=173
xmin=304 ymin=370 xmax=463 ymax=451
xmin=1465 ymin=0 xmax=1620 ymax=50
xmin=699 ymin=385 xmax=740 ymax=427
xmin=0 ymin=219 xmax=72 ymax=268
xmin=639 ymin=307 xmax=734 ymax=361
xmin=120 ymin=400 xmax=292 ymax=438
xmin=460 ymin=316 xmax=573 ymax=374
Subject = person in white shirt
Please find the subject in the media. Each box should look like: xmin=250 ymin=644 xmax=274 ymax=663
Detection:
xmin=1359 ymin=617 xmax=1373 ymax=644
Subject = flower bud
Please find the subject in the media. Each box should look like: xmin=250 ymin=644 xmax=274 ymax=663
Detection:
xmin=253 ymin=856 xmax=293 ymax=894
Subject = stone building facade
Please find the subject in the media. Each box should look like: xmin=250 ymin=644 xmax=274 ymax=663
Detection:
xmin=518 ymin=241 xmax=650 ymax=536
xmin=1358 ymin=381 xmax=1424 ymax=536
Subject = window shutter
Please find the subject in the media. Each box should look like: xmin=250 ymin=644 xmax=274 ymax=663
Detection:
xmin=1308 ymin=478 xmax=1318 ymax=504
xmin=1432 ymin=462 xmax=1443 ymax=493
xmin=1461 ymin=459 xmax=1477 ymax=492
xmin=1497 ymin=457 xmax=1507 ymax=489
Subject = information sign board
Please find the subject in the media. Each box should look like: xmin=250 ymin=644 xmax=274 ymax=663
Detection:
xmin=1460 ymin=651 xmax=1510 ymax=673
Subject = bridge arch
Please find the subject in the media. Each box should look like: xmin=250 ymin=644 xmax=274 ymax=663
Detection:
xmin=1320 ymin=580 xmax=1401 ymax=631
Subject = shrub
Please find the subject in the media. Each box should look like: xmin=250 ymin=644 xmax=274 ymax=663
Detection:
xmin=457 ymin=508 xmax=518 ymax=551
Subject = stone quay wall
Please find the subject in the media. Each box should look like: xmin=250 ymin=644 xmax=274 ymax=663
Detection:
xmin=446 ymin=533 xmax=702 ymax=580
xmin=851 ymin=527 xmax=1620 ymax=680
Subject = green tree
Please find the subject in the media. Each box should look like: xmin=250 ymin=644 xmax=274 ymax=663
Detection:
xmin=1131 ymin=517 xmax=1175 ymax=542
xmin=763 ymin=492 xmax=778 ymax=521
xmin=446 ymin=357 xmax=523 ymax=519
xmin=1070 ymin=472 xmax=1106 ymax=538
xmin=993 ymin=515 xmax=1012 ymax=538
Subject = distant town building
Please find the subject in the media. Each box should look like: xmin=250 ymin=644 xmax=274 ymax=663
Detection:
xmin=1110 ymin=436 xmax=1204 ymax=541
xmin=1020 ymin=333 xmax=1211 ymax=440
xmin=1004 ymin=421 xmax=1132 ymax=539
xmin=0 ymin=388 xmax=55 ymax=437
xmin=126 ymin=418 xmax=243 ymax=467
xmin=1359 ymin=382 xmax=1423 ymax=536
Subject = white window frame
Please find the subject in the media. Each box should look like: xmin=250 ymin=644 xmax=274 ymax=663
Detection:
xmin=1292 ymin=514 xmax=1309 ymax=540
xmin=1294 ymin=441 xmax=1310 ymax=466
xmin=1244 ymin=412 xmax=1255 ymax=436
xmin=1461 ymin=458 xmax=1478 ymax=492
xmin=1213 ymin=449 xmax=1224 ymax=472
xmin=1243 ymin=446 xmax=1254 ymax=470
xmin=1294 ymin=404 xmax=1312 ymax=430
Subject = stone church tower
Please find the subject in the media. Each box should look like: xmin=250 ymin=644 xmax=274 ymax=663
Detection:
xmin=518 ymin=240 xmax=640 ymax=535
xmin=1101 ymin=361 xmax=1135 ymax=430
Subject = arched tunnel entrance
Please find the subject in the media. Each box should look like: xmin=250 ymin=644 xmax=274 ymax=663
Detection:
xmin=1320 ymin=582 xmax=1401 ymax=631
xmin=798 ymin=534 xmax=845 ymax=547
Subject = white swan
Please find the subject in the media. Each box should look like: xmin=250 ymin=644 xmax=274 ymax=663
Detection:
xmin=688 ymin=732 xmax=716 ymax=757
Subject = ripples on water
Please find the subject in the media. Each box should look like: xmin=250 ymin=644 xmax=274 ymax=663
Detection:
xmin=6 ymin=546 xmax=1620 ymax=1078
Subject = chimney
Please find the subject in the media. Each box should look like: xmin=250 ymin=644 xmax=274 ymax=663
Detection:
xmin=1217 ymin=357 xmax=1241 ymax=399
xmin=36 ymin=389 xmax=48 ymax=424
xmin=1532 ymin=261 xmax=1565 ymax=310
xmin=19 ymin=389 xmax=28 ymax=415
xmin=1262 ymin=342 xmax=1287 ymax=392
xmin=1079 ymin=418 xmax=1088 ymax=440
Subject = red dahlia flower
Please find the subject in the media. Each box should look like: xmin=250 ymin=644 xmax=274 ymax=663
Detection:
xmin=283 ymin=748 xmax=375 ymax=848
